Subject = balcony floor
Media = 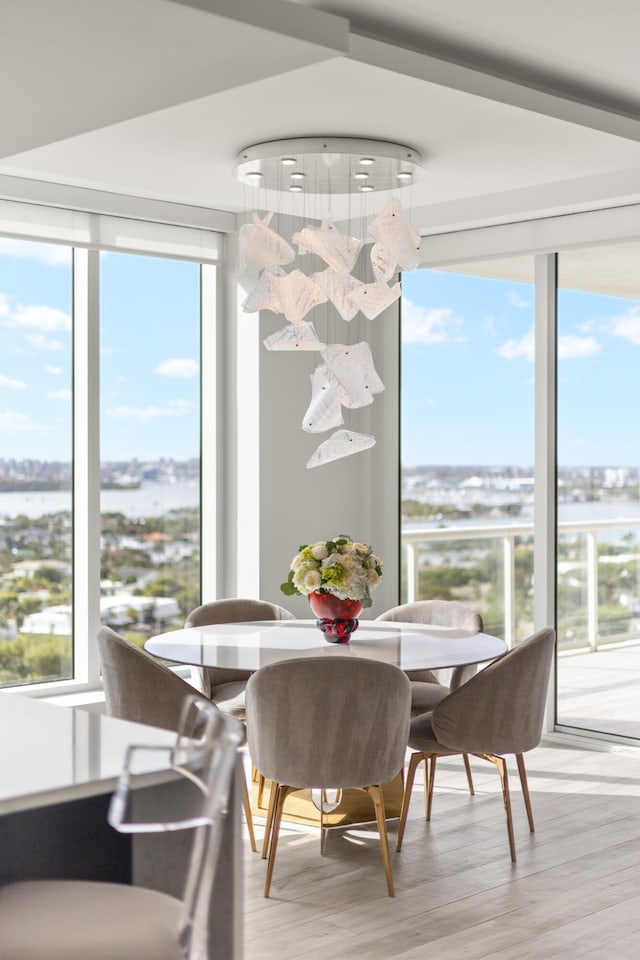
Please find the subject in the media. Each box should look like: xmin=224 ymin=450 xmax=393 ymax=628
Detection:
xmin=244 ymin=739 xmax=640 ymax=960
xmin=557 ymin=641 xmax=640 ymax=740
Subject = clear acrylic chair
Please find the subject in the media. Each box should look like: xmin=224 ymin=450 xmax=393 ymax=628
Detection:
xmin=0 ymin=694 xmax=244 ymax=960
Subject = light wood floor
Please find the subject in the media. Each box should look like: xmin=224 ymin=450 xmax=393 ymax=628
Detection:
xmin=243 ymin=742 xmax=640 ymax=960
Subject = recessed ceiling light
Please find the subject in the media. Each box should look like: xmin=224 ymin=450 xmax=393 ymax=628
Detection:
xmin=289 ymin=185 xmax=303 ymax=192
xmin=282 ymin=157 xmax=297 ymax=165
xmin=397 ymin=171 xmax=412 ymax=180
xmin=245 ymin=170 xmax=263 ymax=178
xmin=354 ymin=172 xmax=369 ymax=180
xmin=359 ymin=157 xmax=375 ymax=165
xmin=290 ymin=172 xmax=305 ymax=180
xmin=360 ymin=185 xmax=374 ymax=192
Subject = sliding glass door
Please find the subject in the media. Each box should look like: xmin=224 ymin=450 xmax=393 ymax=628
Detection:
xmin=556 ymin=241 xmax=640 ymax=740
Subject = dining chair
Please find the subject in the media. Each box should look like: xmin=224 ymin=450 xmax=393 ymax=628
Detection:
xmin=377 ymin=599 xmax=484 ymax=793
xmin=97 ymin=624 xmax=258 ymax=852
xmin=0 ymin=693 xmax=244 ymax=960
xmin=185 ymin=597 xmax=295 ymax=719
xmin=245 ymin=656 xmax=411 ymax=897
xmin=396 ymin=627 xmax=556 ymax=862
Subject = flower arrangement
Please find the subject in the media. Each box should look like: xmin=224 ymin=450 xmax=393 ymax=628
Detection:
xmin=280 ymin=535 xmax=383 ymax=607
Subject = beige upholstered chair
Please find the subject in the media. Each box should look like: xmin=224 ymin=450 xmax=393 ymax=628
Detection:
xmin=0 ymin=694 xmax=243 ymax=960
xmin=185 ymin=598 xmax=295 ymax=719
xmin=97 ymin=625 xmax=258 ymax=852
xmin=377 ymin=599 xmax=484 ymax=793
xmin=396 ymin=627 xmax=556 ymax=862
xmin=246 ymin=657 xmax=411 ymax=897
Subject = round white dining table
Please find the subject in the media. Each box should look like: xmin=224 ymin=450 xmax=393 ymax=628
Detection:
xmin=144 ymin=619 xmax=507 ymax=672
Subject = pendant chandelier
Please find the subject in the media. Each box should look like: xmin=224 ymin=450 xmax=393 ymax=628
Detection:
xmin=235 ymin=137 xmax=424 ymax=468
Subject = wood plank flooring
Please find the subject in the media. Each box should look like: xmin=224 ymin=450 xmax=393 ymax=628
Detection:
xmin=242 ymin=742 xmax=640 ymax=960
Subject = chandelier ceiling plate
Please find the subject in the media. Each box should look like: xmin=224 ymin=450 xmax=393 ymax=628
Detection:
xmin=234 ymin=137 xmax=424 ymax=195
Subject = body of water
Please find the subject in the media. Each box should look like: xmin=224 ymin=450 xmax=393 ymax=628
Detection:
xmin=0 ymin=481 xmax=200 ymax=520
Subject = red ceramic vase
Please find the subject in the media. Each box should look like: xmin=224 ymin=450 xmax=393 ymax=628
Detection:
xmin=308 ymin=592 xmax=363 ymax=643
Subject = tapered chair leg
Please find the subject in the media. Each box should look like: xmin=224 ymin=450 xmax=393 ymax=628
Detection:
xmin=483 ymin=753 xmax=516 ymax=862
xmin=242 ymin=777 xmax=257 ymax=852
xmin=261 ymin=779 xmax=278 ymax=859
xmin=516 ymin=752 xmax=535 ymax=832
xmin=426 ymin=755 xmax=436 ymax=821
xmin=364 ymin=784 xmax=395 ymax=897
xmin=463 ymin=753 xmax=475 ymax=795
xmin=264 ymin=784 xmax=295 ymax=898
xmin=257 ymin=771 xmax=266 ymax=808
xmin=396 ymin=751 xmax=422 ymax=851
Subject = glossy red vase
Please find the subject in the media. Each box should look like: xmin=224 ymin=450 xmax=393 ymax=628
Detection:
xmin=308 ymin=592 xmax=363 ymax=642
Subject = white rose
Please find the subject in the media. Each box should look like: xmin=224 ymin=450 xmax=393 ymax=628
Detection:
xmin=311 ymin=543 xmax=329 ymax=561
xmin=303 ymin=569 xmax=322 ymax=592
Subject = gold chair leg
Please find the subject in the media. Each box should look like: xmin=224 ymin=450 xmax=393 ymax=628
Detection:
xmin=463 ymin=753 xmax=475 ymax=795
xmin=257 ymin=771 xmax=266 ymax=808
xmin=482 ymin=753 xmax=516 ymax=862
xmin=426 ymin=755 xmax=436 ymax=821
xmin=364 ymin=784 xmax=395 ymax=897
xmin=242 ymin=776 xmax=257 ymax=853
xmin=261 ymin=778 xmax=278 ymax=859
xmin=264 ymin=784 xmax=295 ymax=898
xmin=516 ymin=753 xmax=535 ymax=832
xmin=396 ymin=751 xmax=422 ymax=852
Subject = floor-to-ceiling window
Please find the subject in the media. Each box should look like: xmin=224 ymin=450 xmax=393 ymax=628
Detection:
xmin=401 ymin=258 xmax=535 ymax=644
xmin=0 ymin=237 xmax=73 ymax=685
xmin=0 ymin=204 xmax=218 ymax=692
xmin=99 ymin=252 xmax=201 ymax=648
xmin=557 ymin=241 xmax=640 ymax=740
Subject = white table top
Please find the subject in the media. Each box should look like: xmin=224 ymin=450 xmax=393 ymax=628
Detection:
xmin=0 ymin=692 xmax=176 ymax=816
xmin=145 ymin=619 xmax=507 ymax=672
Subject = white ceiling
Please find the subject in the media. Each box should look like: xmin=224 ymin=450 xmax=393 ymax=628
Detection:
xmin=2 ymin=0 xmax=640 ymax=234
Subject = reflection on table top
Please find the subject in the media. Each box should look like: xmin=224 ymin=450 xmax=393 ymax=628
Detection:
xmin=145 ymin=620 xmax=507 ymax=673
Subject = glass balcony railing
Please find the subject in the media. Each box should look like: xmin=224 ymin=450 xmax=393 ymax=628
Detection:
xmin=402 ymin=517 xmax=640 ymax=652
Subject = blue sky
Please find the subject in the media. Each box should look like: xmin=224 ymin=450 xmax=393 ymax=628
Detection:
xmin=1 ymin=237 xmax=639 ymax=468
xmin=0 ymin=238 xmax=200 ymax=461
xmin=402 ymin=267 xmax=640 ymax=468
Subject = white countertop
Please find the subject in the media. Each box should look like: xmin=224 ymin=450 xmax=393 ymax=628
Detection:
xmin=0 ymin=692 xmax=175 ymax=816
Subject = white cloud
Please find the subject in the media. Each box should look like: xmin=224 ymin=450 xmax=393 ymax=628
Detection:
xmin=0 ymin=409 xmax=48 ymax=434
xmin=0 ymin=293 xmax=11 ymax=317
xmin=26 ymin=333 xmax=63 ymax=351
xmin=155 ymin=357 xmax=199 ymax=378
xmin=497 ymin=327 xmax=534 ymax=361
xmin=8 ymin=304 xmax=71 ymax=332
xmin=608 ymin=305 xmax=640 ymax=345
xmin=45 ymin=365 xmax=63 ymax=375
xmin=46 ymin=389 xmax=71 ymax=400
xmin=505 ymin=289 xmax=531 ymax=309
xmin=497 ymin=327 xmax=601 ymax=362
xmin=402 ymin=299 xmax=464 ymax=344
xmin=0 ymin=238 xmax=71 ymax=266
xmin=106 ymin=399 xmax=193 ymax=421
xmin=558 ymin=335 xmax=601 ymax=359
xmin=0 ymin=374 xmax=26 ymax=390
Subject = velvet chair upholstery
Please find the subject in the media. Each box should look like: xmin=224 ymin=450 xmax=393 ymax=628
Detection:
xmin=185 ymin=598 xmax=295 ymax=719
xmin=377 ymin=599 xmax=484 ymax=794
xmin=396 ymin=627 xmax=556 ymax=862
xmin=97 ymin=625 xmax=257 ymax=852
xmin=0 ymin=694 xmax=243 ymax=960
xmin=246 ymin=657 xmax=411 ymax=897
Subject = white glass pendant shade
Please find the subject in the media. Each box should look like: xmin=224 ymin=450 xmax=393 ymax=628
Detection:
xmin=270 ymin=269 xmax=327 ymax=325
xmin=346 ymin=280 xmax=401 ymax=320
xmin=241 ymin=266 xmax=284 ymax=313
xmin=292 ymin=220 xmax=363 ymax=275
xmin=370 ymin=242 xmax=396 ymax=283
xmin=263 ymin=321 xmax=326 ymax=351
xmin=322 ymin=342 xmax=384 ymax=408
xmin=307 ymin=429 xmax=376 ymax=469
xmin=238 ymin=212 xmax=295 ymax=274
xmin=302 ymin=365 xmax=344 ymax=433
xmin=368 ymin=199 xmax=420 ymax=272
xmin=311 ymin=268 xmax=362 ymax=322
